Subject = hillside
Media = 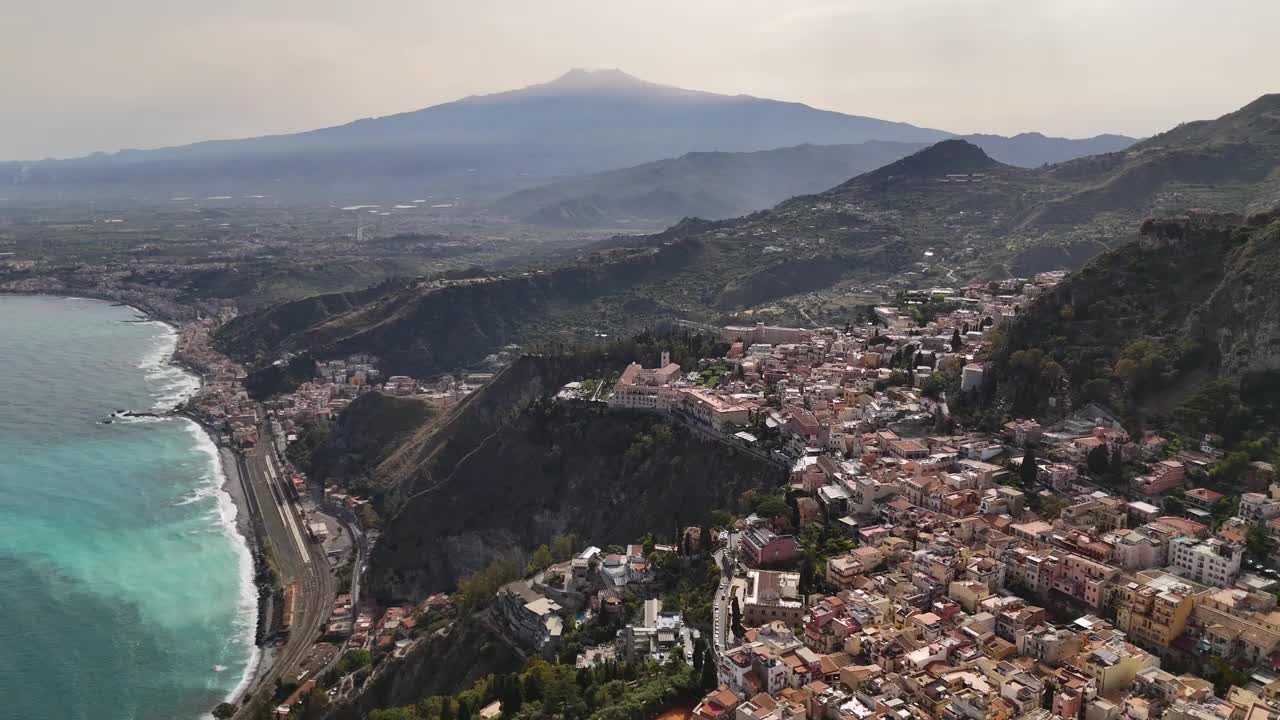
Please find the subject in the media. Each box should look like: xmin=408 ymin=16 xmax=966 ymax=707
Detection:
xmin=489 ymin=142 xmax=928 ymax=227
xmin=300 ymin=353 xmax=783 ymax=601
xmin=492 ymin=133 xmax=1136 ymax=228
xmin=992 ymin=208 xmax=1280 ymax=445
xmin=217 ymin=95 xmax=1280 ymax=381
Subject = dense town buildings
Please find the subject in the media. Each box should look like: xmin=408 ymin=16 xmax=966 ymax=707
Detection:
xmin=536 ymin=272 xmax=1280 ymax=720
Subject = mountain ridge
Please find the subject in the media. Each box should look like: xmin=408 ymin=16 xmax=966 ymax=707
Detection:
xmin=491 ymin=133 xmax=1137 ymax=228
xmin=1 ymin=69 xmax=1134 ymax=204
xmin=216 ymin=94 xmax=1280 ymax=380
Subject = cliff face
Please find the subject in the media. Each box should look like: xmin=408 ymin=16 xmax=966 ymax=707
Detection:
xmin=997 ymin=208 xmax=1280 ymax=423
xmin=307 ymin=392 xmax=438 ymax=497
xmin=1183 ymin=210 xmax=1280 ymax=375
xmin=303 ymin=351 xmax=783 ymax=601
xmin=327 ymin=608 xmax=526 ymax=720
xmin=366 ymin=400 xmax=783 ymax=601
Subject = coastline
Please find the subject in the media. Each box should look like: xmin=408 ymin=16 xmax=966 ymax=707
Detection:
xmin=7 ymin=293 xmax=268 ymax=712
xmin=147 ymin=315 xmax=270 ymax=709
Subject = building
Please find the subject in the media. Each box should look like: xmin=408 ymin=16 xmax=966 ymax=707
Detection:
xmin=826 ymin=548 xmax=886 ymax=589
xmin=1076 ymin=641 xmax=1160 ymax=694
xmin=678 ymin=388 xmax=753 ymax=430
xmin=1239 ymin=493 xmax=1280 ymax=523
xmin=1113 ymin=572 xmax=1206 ymax=653
xmin=1132 ymin=461 xmax=1187 ymax=496
xmin=496 ymin=582 xmax=564 ymax=653
xmin=741 ymin=527 xmax=802 ymax=568
xmin=1017 ymin=626 xmax=1084 ymax=666
xmin=1183 ymin=488 xmax=1224 ymax=512
xmin=743 ymin=570 xmax=804 ymax=627
xmin=695 ymin=687 xmax=742 ymax=720
xmin=608 ymin=360 xmax=682 ymax=411
xmin=722 ymin=324 xmax=814 ymax=346
xmin=620 ymin=598 xmax=694 ymax=663
xmin=1169 ymin=537 xmax=1242 ymax=587
xmin=960 ymin=364 xmax=985 ymax=392
xmin=1051 ymin=554 xmax=1121 ymax=610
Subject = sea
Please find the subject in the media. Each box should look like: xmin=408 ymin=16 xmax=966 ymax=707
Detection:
xmin=0 ymin=296 xmax=258 ymax=720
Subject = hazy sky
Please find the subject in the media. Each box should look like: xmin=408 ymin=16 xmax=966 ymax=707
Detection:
xmin=3 ymin=0 xmax=1276 ymax=159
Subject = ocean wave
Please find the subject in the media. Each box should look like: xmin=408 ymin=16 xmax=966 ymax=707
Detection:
xmin=174 ymin=484 xmax=219 ymax=506
xmin=111 ymin=414 xmax=165 ymax=425
xmin=181 ymin=420 xmax=262 ymax=704
xmin=137 ymin=324 xmax=201 ymax=411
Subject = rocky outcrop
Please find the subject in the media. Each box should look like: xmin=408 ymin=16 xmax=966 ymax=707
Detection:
xmin=366 ymin=400 xmax=784 ymax=601
xmin=326 ymin=609 xmax=526 ymax=720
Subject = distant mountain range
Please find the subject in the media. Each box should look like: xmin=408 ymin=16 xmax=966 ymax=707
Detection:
xmin=216 ymin=94 xmax=1280 ymax=381
xmin=1 ymin=69 xmax=1134 ymax=204
xmin=490 ymin=133 xmax=1137 ymax=228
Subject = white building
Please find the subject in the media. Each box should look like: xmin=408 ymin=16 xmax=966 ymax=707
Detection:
xmin=1168 ymin=537 xmax=1242 ymax=587
xmin=961 ymin=364 xmax=986 ymax=392
xmin=1238 ymin=492 xmax=1280 ymax=523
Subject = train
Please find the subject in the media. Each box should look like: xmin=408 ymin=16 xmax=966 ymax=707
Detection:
xmin=280 ymin=581 xmax=298 ymax=636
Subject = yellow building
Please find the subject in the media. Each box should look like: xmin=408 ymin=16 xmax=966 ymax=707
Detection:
xmin=1113 ymin=572 xmax=1207 ymax=654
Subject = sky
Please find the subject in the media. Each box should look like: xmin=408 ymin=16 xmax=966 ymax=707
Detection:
xmin=2 ymin=0 xmax=1277 ymax=160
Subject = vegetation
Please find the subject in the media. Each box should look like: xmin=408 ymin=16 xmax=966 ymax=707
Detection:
xmin=1247 ymin=525 xmax=1277 ymax=563
xmin=456 ymin=559 xmax=523 ymax=612
xmin=657 ymin=557 xmax=722 ymax=626
xmin=365 ymin=653 xmax=707 ymax=720
xmin=285 ymin=417 xmax=330 ymax=470
xmin=340 ymin=648 xmax=373 ymax=674
xmin=992 ymin=212 xmax=1280 ymax=462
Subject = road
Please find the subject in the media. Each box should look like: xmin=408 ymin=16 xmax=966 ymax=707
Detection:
xmin=235 ymin=416 xmax=336 ymax=717
xmin=710 ymin=532 xmax=740 ymax=657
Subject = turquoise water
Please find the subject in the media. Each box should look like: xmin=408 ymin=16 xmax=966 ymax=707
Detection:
xmin=0 ymin=296 xmax=257 ymax=720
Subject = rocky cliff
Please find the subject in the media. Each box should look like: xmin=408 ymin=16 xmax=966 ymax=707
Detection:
xmin=365 ymin=400 xmax=784 ymax=601
xmin=299 ymin=345 xmax=781 ymax=601
xmin=326 ymin=609 xmax=526 ymax=720
xmin=995 ymin=207 xmax=1280 ymax=433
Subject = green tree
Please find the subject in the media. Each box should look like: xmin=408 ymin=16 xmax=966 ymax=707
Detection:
xmin=700 ymin=647 xmax=718 ymax=690
xmin=799 ymin=553 xmax=816 ymax=596
xmin=1247 ymin=524 xmax=1277 ymax=563
xmin=951 ymin=328 xmax=963 ymax=353
xmin=1019 ymin=446 xmax=1038 ymax=487
xmin=1087 ymin=444 xmax=1111 ymax=475
xmin=527 ymin=545 xmax=555 ymax=575
xmin=754 ymin=495 xmax=789 ymax=520
xmin=500 ymin=674 xmax=524 ymax=715
xmin=301 ymin=688 xmax=331 ymax=720
xmin=1110 ymin=445 xmax=1125 ymax=476
xmin=550 ymin=534 xmax=577 ymax=562
xmin=339 ymin=648 xmax=371 ymax=674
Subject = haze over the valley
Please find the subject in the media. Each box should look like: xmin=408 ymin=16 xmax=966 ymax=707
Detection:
xmin=4 ymin=0 xmax=1278 ymax=160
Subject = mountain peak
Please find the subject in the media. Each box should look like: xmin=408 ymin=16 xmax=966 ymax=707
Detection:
xmin=864 ymin=139 xmax=998 ymax=180
xmin=1240 ymin=92 xmax=1280 ymax=114
xmin=545 ymin=68 xmax=650 ymax=90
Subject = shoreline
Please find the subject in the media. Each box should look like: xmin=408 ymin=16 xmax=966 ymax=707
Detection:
xmin=146 ymin=315 xmax=271 ymax=709
xmin=5 ymin=293 xmax=269 ymax=712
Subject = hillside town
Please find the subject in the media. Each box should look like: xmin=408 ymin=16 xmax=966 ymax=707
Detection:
xmin=146 ymin=268 xmax=1280 ymax=720
xmin=464 ymin=270 xmax=1280 ymax=720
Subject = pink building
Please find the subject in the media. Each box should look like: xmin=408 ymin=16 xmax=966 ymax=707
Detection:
xmin=1131 ymin=460 xmax=1186 ymax=496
